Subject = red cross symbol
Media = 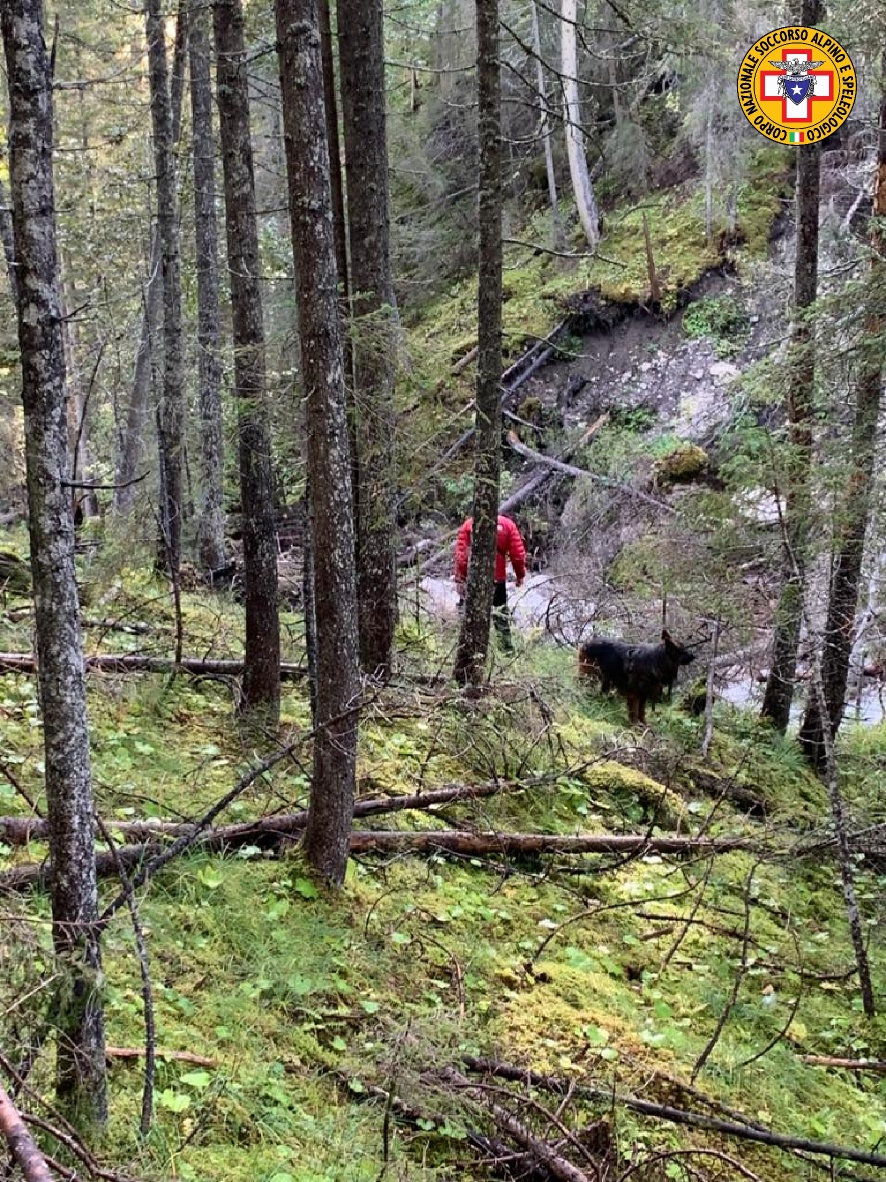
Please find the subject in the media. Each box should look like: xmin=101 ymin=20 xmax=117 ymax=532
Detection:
xmin=759 ymin=48 xmax=833 ymax=123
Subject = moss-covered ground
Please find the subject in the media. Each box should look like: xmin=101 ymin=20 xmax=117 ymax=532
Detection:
xmin=1 ymin=566 xmax=885 ymax=1182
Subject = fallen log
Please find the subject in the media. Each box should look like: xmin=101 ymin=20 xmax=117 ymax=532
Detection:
xmin=346 ymin=832 xmax=750 ymax=856
xmin=0 ymin=653 xmax=306 ymax=679
xmin=0 ymin=829 xmax=751 ymax=893
xmin=506 ymin=431 xmax=677 ymax=516
xmin=410 ymin=413 xmax=611 ymax=574
xmin=0 ymin=780 xmax=517 ymax=847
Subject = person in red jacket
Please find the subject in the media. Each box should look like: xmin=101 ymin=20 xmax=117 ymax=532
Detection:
xmin=453 ymin=513 xmax=526 ymax=652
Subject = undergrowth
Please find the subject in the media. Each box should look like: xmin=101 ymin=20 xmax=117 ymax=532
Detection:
xmin=1 ymin=574 xmax=885 ymax=1181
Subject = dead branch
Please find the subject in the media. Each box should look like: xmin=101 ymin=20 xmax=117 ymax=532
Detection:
xmin=461 ymin=1057 xmax=886 ymax=1168
xmin=96 ymin=816 xmax=156 ymax=1134
xmin=801 ymin=1055 xmax=886 ymax=1072
xmin=106 ymin=1047 xmax=216 ymax=1067
xmin=441 ymin=1067 xmax=594 ymax=1182
xmin=506 ymin=431 xmax=677 ymax=514
xmin=0 ymin=1085 xmax=53 ymax=1182
xmin=0 ymin=652 xmax=305 ymax=679
xmin=451 ymin=344 xmax=478 ymax=374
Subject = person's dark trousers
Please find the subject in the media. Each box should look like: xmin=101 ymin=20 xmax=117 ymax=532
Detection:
xmin=492 ymin=580 xmax=514 ymax=653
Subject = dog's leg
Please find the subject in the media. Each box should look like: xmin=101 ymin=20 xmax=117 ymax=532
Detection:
xmin=638 ymin=696 xmax=647 ymax=724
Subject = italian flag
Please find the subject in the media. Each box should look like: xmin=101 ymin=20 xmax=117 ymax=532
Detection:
xmin=788 ymin=131 xmax=805 ymax=144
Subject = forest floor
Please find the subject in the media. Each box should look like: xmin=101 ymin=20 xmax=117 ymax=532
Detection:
xmin=3 ymin=144 xmax=886 ymax=1182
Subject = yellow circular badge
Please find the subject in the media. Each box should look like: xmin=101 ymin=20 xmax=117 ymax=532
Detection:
xmin=737 ymin=26 xmax=856 ymax=145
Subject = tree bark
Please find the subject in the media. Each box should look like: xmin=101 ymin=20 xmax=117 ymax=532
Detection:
xmin=339 ymin=0 xmax=398 ymax=679
xmin=214 ymin=0 xmax=281 ymax=726
xmin=114 ymin=16 xmax=187 ymax=515
xmin=189 ymin=0 xmax=226 ymax=574
xmin=798 ymin=52 xmax=886 ymax=769
xmin=275 ymin=0 xmax=361 ymax=884
xmin=145 ymin=0 xmax=186 ymax=575
xmin=0 ymin=175 xmax=19 ymax=305
xmin=561 ymin=0 xmax=599 ymax=248
xmin=761 ymin=0 xmax=822 ymax=733
xmin=1 ymin=0 xmax=107 ymax=1125
xmin=530 ymin=0 xmax=563 ymax=251
xmin=453 ymin=0 xmax=503 ymax=686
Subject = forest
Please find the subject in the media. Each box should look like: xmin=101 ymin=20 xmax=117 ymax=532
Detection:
xmin=0 ymin=0 xmax=885 ymax=1178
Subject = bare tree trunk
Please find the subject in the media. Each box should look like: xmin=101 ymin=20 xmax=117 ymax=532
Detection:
xmin=339 ymin=0 xmax=398 ymax=679
xmin=145 ymin=0 xmax=185 ymax=575
xmin=452 ymin=0 xmax=502 ymax=686
xmin=530 ymin=0 xmax=562 ymax=251
xmin=561 ymin=0 xmax=599 ymax=248
xmin=761 ymin=0 xmax=822 ymax=734
xmin=115 ymin=222 xmax=163 ymax=513
xmin=0 ymin=175 xmax=18 ymax=305
xmin=60 ymin=263 xmax=98 ymax=522
xmin=276 ymin=0 xmax=361 ymax=884
xmin=798 ymin=54 xmax=886 ymax=769
xmin=1 ymin=0 xmax=107 ymax=1126
xmin=214 ymin=0 xmax=281 ymax=726
xmin=115 ymin=15 xmax=187 ymax=515
xmin=189 ymin=0 xmax=226 ymax=573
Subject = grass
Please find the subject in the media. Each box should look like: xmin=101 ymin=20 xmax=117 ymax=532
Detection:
xmin=1 ymin=576 xmax=885 ymax=1180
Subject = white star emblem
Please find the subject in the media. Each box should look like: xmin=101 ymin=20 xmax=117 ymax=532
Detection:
xmin=791 ymin=84 xmax=802 ymax=94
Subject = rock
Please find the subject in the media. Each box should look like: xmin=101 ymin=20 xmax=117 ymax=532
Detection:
xmin=691 ymin=369 xmax=705 ymax=380
xmin=709 ymin=361 xmax=739 ymax=380
xmin=640 ymin=361 xmax=653 ymax=373
xmin=653 ymin=443 xmax=709 ymax=486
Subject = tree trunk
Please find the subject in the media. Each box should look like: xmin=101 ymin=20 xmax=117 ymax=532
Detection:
xmin=760 ymin=0 xmax=822 ymax=733
xmin=561 ymin=0 xmax=599 ymax=248
xmin=453 ymin=0 xmax=503 ymax=686
xmin=276 ymin=0 xmax=361 ymax=884
xmin=1 ymin=0 xmax=107 ymax=1126
xmin=339 ymin=0 xmax=398 ymax=679
xmin=798 ymin=56 xmax=886 ymax=769
xmin=115 ymin=14 xmax=187 ymax=515
xmin=530 ymin=0 xmax=562 ymax=251
xmin=0 ymin=175 xmax=18 ymax=305
xmin=189 ymin=0 xmax=226 ymax=574
xmin=114 ymin=222 xmax=163 ymax=513
xmin=214 ymin=0 xmax=281 ymax=727
xmin=145 ymin=0 xmax=185 ymax=575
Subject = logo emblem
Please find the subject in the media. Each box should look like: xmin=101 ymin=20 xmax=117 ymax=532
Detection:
xmin=737 ymin=27 xmax=856 ymax=145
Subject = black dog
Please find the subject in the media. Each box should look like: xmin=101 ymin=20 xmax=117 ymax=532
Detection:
xmin=578 ymin=629 xmax=695 ymax=724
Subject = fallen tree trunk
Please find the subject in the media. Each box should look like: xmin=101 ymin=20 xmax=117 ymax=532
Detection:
xmin=506 ymin=431 xmax=677 ymax=516
xmin=0 ymin=779 xmax=516 ymax=846
xmin=410 ymin=412 xmax=611 ymax=574
xmin=0 ymin=829 xmax=751 ymax=893
xmin=346 ymin=831 xmax=750 ymax=856
xmin=0 ymin=652 xmax=306 ymax=679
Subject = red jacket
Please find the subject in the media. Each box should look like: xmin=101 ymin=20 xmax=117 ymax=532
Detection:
xmin=454 ymin=515 xmax=526 ymax=584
